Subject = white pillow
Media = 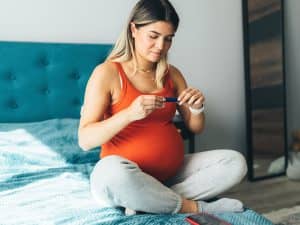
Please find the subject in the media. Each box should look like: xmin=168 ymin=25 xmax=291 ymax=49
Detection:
xmin=287 ymin=152 xmax=300 ymax=180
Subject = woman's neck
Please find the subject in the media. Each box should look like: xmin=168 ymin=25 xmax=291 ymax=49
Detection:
xmin=134 ymin=56 xmax=156 ymax=73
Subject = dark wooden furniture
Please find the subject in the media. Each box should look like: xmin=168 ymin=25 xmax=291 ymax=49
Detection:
xmin=173 ymin=114 xmax=195 ymax=153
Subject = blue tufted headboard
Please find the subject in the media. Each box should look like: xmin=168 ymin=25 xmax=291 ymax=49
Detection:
xmin=0 ymin=41 xmax=112 ymax=122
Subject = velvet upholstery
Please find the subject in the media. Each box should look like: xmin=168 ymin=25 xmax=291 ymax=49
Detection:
xmin=0 ymin=41 xmax=112 ymax=122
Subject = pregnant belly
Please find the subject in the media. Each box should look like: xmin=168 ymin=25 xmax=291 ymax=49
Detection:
xmin=101 ymin=124 xmax=184 ymax=181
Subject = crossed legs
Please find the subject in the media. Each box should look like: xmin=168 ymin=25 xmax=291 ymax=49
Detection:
xmin=90 ymin=150 xmax=247 ymax=214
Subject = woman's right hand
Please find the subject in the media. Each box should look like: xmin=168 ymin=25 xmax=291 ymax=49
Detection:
xmin=127 ymin=95 xmax=165 ymax=121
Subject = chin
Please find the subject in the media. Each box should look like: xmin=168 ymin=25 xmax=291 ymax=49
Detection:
xmin=146 ymin=52 xmax=162 ymax=62
xmin=150 ymin=59 xmax=160 ymax=63
xmin=148 ymin=56 xmax=162 ymax=63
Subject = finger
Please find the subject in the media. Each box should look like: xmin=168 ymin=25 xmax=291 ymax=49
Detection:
xmin=179 ymin=89 xmax=199 ymax=105
xmin=187 ymin=93 xmax=202 ymax=105
xmin=178 ymin=88 xmax=193 ymax=101
xmin=143 ymin=100 xmax=165 ymax=109
xmin=142 ymin=99 xmax=164 ymax=108
xmin=142 ymin=95 xmax=165 ymax=102
xmin=194 ymin=98 xmax=203 ymax=105
xmin=143 ymin=103 xmax=162 ymax=110
xmin=198 ymin=95 xmax=205 ymax=104
xmin=143 ymin=105 xmax=156 ymax=110
xmin=145 ymin=96 xmax=166 ymax=107
xmin=192 ymin=96 xmax=205 ymax=107
xmin=180 ymin=88 xmax=198 ymax=99
xmin=143 ymin=96 xmax=165 ymax=105
xmin=178 ymin=92 xmax=193 ymax=105
xmin=155 ymin=101 xmax=165 ymax=108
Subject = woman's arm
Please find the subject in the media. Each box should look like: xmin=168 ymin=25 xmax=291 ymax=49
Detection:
xmin=170 ymin=65 xmax=205 ymax=134
xmin=78 ymin=62 xmax=165 ymax=151
xmin=78 ymin=62 xmax=132 ymax=151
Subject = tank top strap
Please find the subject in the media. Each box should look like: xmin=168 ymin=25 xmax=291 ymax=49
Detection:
xmin=114 ymin=62 xmax=128 ymax=91
xmin=165 ymin=71 xmax=175 ymax=90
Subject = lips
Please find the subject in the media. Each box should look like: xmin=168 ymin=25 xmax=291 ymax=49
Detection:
xmin=151 ymin=51 xmax=161 ymax=57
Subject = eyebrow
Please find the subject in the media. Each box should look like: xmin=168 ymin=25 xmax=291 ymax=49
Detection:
xmin=149 ymin=31 xmax=175 ymax=37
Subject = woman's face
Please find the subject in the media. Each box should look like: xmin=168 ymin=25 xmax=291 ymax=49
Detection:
xmin=131 ymin=21 xmax=175 ymax=63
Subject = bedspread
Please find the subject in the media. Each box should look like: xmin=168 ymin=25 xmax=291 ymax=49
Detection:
xmin=0 ymin=119 xmax=274 ymax=225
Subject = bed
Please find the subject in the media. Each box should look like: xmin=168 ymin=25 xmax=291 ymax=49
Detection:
xmin=0 ymin=41 xmax=274 ymax=225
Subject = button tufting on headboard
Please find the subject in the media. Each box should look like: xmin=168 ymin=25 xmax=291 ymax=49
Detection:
xmin=70 ymin=72 xmax=81 ymax=80
xmin=0 ymin=41 xmax=112 ymax=122
xmin=72 ymin=98 xmax=82 ymax=106
xmin=8 ymin=73 xmax=16 ymax=81
xmin=10 ymin=75 xmax=16 ymax=80
xmin=41 ymin=87 xmax=50 ymax=95
xmin=7 ymin=99 xmax=18 ymax=109
xmin=37 ymin=55 xmax=50 ymax=67
xmin=3 ymin=71 xmax=15 ymax=81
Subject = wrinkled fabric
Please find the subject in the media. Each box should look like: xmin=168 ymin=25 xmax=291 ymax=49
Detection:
xmin=0 ymin=119 xmax=274 ymax=225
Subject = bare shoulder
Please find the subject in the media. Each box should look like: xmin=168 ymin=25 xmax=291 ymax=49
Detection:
xmin=81 ymin=61 xmax=119 ymax=123
xmin=88 ymin=61 xmax=119 ymax=86
xmin=168 ymin=64 xmax=187 ymax=90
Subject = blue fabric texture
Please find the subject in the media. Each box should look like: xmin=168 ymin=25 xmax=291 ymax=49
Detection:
xmin=0 ymin=41 xmax=112 ymax=123
xmin=0 ymin=119 xmax=274 ymax=225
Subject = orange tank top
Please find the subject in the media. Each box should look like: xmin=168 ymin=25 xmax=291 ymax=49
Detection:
xmin=101 ymin=62 xmax=184 ymax=181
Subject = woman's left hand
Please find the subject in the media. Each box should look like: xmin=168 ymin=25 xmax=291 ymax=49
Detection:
xmin=178 ymin=87 xmax=205 ymax=109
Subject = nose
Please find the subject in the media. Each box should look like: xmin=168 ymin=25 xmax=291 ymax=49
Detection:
xmin=155 ymin=38 xmax=164 ymax=50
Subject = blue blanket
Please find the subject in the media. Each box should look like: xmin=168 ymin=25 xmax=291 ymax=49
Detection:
xmin=0 ymin=119 xmax=274 ymax=225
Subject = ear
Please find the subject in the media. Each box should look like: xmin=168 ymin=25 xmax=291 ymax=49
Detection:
xmin=130 ymin=22 xmax=137 ymax=38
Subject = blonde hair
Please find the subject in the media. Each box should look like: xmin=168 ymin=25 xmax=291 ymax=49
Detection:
xmin=107 ymin=0 xmax=179 ymax=88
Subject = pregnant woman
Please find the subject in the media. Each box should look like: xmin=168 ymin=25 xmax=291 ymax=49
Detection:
xmin=78 ymin=0 xmax=247 ymax=215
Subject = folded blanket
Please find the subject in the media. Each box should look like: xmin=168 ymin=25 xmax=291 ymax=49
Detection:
xmin=0 ymin=119 xmax=274 ymax=225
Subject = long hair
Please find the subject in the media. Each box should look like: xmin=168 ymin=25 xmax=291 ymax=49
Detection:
xmin=107 ymin=0 xmax=179 ymax=88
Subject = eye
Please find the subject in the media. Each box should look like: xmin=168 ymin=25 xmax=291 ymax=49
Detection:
xmin=149 ymin=34 xmax=158 ymax=39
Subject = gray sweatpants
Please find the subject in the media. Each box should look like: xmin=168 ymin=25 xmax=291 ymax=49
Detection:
xmin=90 ymin=149 xmax=247 ymax=214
